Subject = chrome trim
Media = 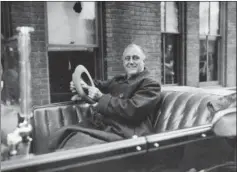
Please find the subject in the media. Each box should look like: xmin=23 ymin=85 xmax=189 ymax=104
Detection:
xmin=146 ymin=124 xmax=212 ymax=143
xmin=154 ymin=143 xmax=159 ymax=147
xmin=17 ymin=27 xmax=34 ymax=119
xmin=212 ymin=107 xmax=236 ymax=124
xmin=201 ymin=133 xmax=207 ymax=138
xmin=1 ymin=137 xmax=146 ymax=171
xmin=136 ymin=146 xmax=142 ymax=151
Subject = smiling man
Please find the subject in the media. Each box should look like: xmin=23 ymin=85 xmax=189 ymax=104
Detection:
xmin=49 ymin=43 xmax=161 ymax=151
xmin=81 ymin=44 xmax=156 ymax=101
xmin=85 ymin=43 xmax=161 ymax=136
xmin=122 ymin=43 xmax=146 ymax=78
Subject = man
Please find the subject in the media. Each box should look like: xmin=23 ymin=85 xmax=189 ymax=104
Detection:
xmin=49 ymin=44 xmax=161 ymax=151
xmin=164 ymin=44 xmax=174 ymax=84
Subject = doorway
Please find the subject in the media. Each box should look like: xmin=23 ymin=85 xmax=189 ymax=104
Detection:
xmin=48 ymin=51 xmax=96 ymax=103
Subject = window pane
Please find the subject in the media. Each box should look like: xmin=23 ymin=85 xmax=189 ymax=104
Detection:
xmin=199 ymin=39 xmax=207 ymax=81
xmin=199 ymin=2 xmax=209 ymax=35
xmin=47 ymin=2 xmax=96 ymax=45
xmin=161 ymin=2 xmax=179 ymax=33
xmin=210 ymin=2 xmax=219 ymax=35
xmin=1 ymin=2 xmax=13 ymax=38
xmin=162 ymin=34 xmax=178 ymax=84
xmin=199 ymin=37 xmax=218 ymax=82
xmin=207 ymin=37 xmax=218 ymax=81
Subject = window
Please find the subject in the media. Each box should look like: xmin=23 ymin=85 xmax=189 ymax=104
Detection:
xmin=199 ymin=2 xmax=220 ymax=84
xmin=46 ymin=2 xmax=104 ymax=103
xmin=161 ymin=2 xmax=186 ymax=85
xmin=47 ymin=2 xmax=97 ymax=46
xmin=1 ymin=1 xmax=13 ymax=39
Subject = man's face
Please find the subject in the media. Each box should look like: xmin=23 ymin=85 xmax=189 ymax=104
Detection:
xmin=122 ymin=46 xmax=145 ymax=76
xmin=167 ymin=45 xmax=172 ymax=52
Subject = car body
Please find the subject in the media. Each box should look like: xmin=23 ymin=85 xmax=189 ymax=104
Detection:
xmin=1 ymin=92 xmax=236 ymax=172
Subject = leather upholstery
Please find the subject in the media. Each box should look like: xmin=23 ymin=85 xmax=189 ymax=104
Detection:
xmin=31 ymin=91 xmax=220 ymax=154
xmin=212 ymin=111 xmax=236 ymax=137
xmin=153 ymin=91 xmax=219 ymax=133
xmin=31 ymin=101 xmax=91 ymax=154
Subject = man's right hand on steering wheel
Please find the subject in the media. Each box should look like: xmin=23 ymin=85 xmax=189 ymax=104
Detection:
xmin=70 ymin=80 xmax=103 ymax=101
xmin=87 ymin=86 xmax=103 ymax=101
xmin=70 ymin=80 xmax=88 ymax=93
xmin=70 ymin=80 xmax=88 ymax=101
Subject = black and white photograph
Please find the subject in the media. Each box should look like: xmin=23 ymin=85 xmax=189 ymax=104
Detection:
xmin=1 ymin=1 xmax=236 ymax=172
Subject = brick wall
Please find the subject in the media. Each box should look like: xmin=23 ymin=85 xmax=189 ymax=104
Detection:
xmin=186 ymin=2 xmax=200 ymax=87
xmin=7 ymin=1 xmax=236 ymax=107
xmin=104 ymin=2 xmax=161 ymax=82
xmin=11 ymin=2 xmax=50 ymax=105
xmin=226 ymin=2 xmax=236 ymax=87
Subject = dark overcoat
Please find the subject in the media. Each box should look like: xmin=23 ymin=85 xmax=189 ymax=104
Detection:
xmin=94 ymin=68 xmax=161 ymax=137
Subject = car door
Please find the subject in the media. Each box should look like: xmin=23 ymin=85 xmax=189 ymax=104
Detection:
xmin=1 ymin=137 xmax=148 ymax=172
xmin=2 ymin=124 xmax=235 ymax=172
xmin=145 ymin=125 xmax=235 ymax=172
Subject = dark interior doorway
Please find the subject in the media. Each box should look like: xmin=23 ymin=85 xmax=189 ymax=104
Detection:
xmin=48 ymin=51 xmax=96 ymax=103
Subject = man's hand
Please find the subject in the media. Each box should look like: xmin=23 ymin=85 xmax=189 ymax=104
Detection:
xmin=70 ymin=80 xmax=88 ymax=93
xmin=70 ymin=80 xmax=88 ymax=101
xmin=70 ymin=80 xmax=103 ymax=101
xmin=87 ymin=86 xmax=103 ymax=101
xmin=70 ymin=81 xmax=77 ymax=93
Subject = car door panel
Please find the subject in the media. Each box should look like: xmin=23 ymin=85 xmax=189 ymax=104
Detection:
xmin=1 ymin=137 xmax=147 ymax=172
xmin=146 ymin=125 xmax=235 ymax=172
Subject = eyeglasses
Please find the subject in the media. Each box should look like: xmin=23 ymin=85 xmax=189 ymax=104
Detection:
xmin=124 ymin=55 xmax=140 ymax=61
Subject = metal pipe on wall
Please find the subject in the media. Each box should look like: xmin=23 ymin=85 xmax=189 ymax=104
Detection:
xmin=16 ymin=27 xmax=34 ymax=119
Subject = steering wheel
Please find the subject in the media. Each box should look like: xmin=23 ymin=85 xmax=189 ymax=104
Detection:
xmin=72 ymin=65 xmax=96 ymax=104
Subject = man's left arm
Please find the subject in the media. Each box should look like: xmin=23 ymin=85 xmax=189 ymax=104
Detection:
xmin=96 ymin=79 xmax=161 ymax=124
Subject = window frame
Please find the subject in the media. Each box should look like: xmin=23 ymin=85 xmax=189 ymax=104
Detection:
xmin=45 ymin=2 xmax=105 ymax=80
xmin=46 ymin=2 xmax=100 ymax=52
xmin=161 ymin=2 xmax=186 ymax=86
xmin=199 ymin=2 xmax=227 ymax=87
xmin=1 ymin=1 xmax=13 ymax=39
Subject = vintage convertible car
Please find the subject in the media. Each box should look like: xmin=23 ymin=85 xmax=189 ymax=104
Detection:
xmin=1 ymin=27 xmax=236 ymax=172
xmin=2 ymin=79 xmax=236 ymax=172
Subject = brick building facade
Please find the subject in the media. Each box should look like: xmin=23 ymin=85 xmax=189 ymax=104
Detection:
xmin=9 ymin=2 xmax=50 ymax=105
xmin=1 ymin=2 xmax=236 ymax=106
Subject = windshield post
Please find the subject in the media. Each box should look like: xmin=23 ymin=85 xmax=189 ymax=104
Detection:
xmin=16 ymin=26 xmax=34 ymax=120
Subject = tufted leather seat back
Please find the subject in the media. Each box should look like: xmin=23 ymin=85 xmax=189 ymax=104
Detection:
xmin=153 ymin=91 xmax=220 ymax=133
xmin=31 ymin=101 xmax=91 ymax=154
